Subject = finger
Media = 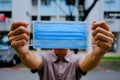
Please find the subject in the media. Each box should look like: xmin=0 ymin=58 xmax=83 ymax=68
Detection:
xmin=94 ymin=33 xmax=114 ymax=44
xmin=10 ymin=22 xmax=28 ymax=31
xmin=8 ymin=26 xmax=30 ymax=37
xmin=95 ymin=40 xmax=112 ymax=50
xmin=9 ymin=33 xmax=29 ymax=43
xmin=92 ymin=27 xmax=114 ymax=38
xmin=92 ymin=37 xmax=96 ymax=45
xmin=92 ymin=21 xmax=110 ymax=31
xmin=92 ymin=20 xmax=96 ymax=26
xmin=91 ymin=21 xmax=97 ymax=30
xmin=11 ymin=39 xmax=27 ymax=48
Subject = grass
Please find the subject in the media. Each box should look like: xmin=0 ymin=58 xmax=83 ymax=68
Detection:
xmin=102 ymin=56 xmax=120 ymax=61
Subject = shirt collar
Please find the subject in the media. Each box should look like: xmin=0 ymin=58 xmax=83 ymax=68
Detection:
xmin=51 ymin=50 xmax=71 ymax=63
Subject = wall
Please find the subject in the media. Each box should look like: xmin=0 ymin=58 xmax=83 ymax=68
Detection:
xmin=12 ymin=0 xmax=31 ymax=22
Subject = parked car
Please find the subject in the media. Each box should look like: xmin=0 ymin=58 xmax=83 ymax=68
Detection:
xmin=0 ymin=36 xmax=21 ymax=67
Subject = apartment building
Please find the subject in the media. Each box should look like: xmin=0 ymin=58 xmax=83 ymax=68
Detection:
xmin=0 ymin=0 xmax=120 ymax=53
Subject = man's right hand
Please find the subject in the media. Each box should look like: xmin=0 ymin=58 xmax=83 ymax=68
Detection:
xmin=7 ymin=22 xmax=30 ymax=56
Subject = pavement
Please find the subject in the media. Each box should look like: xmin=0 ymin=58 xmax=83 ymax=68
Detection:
xmin=1 ymin=67 xmax=120 ymax=80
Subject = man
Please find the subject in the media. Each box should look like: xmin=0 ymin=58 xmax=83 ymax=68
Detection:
xmin=7 ymin=21 xmax=114 ymax=80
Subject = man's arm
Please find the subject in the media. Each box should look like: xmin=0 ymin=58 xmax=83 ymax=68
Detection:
xmin=7 ymin=22 xmax=42 ymax=69
xmin=78 ymin=21 xmax=114 ymax=72
xmin=18 ymin=50 xmax=42 ymax=70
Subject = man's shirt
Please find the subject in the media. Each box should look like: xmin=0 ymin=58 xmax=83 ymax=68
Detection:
xmin=31 ymin=50 xmax=86 ymax=80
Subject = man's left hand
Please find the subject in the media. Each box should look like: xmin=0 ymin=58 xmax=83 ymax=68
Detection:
xmin=91 ymin=21 xmax=114 ymax=56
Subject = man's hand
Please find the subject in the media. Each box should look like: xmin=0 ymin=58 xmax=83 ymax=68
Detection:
xmin=7 ymin=22 xmax=30 ymax=55
xmin=78 ymin=21 xmax=114 ymax=72
xmin=7 ymin=22 xmax=42 ymax=69
xmin=92 ymin=21 xmax=114 ymax=56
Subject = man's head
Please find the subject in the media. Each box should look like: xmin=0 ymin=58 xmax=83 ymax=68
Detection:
xmin=53 ymin=49 xmax=68 ymax=58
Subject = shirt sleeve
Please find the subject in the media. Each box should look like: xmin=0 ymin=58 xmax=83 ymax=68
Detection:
xmin=31 ymin=69 xmax=39 ymax=73
xmin=77 ymin=66 xmax=87 ymax=76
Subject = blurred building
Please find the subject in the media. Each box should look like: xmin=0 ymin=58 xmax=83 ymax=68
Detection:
xmin=103 ymin=0 xmax=120 ymax=53
xmin=0 ymin=0 xmax=120 ymax=53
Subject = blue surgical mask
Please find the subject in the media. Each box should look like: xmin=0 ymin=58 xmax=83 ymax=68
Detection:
xmin=32 ymin=21 xmax=87 ymax=49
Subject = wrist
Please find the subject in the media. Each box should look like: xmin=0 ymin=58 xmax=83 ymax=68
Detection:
xmin=17 ymin=50 xmax=30 ymax=59
xmin=92 ymin=51 xmax=105 ymax=59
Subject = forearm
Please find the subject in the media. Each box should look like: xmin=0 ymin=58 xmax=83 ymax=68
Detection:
xmin=79 ymin=21 xmax=114 ymax=72
xmin=79 ymin=51 xmax=104 ymax=72
xmin=18 ymin=50 xmax=42 ymax=69
xmin=7 ymin=22 xmax=42 ymax=69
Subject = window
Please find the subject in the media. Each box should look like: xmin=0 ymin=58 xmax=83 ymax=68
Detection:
xmin=0 ymin=0 xmax=11 ymax=3
xmin=0 ymin=11 xmax=11 ymax=18
xmin=104 ymin=0 xmax=114 ymax=3
xmin=66 ymin=16 xmax=75 ymax=21
xmin=32 ymin=0 xmax=37 ymax=6
xmin=41 ymin=0 xmax=51 ymax=6
xmin=32 ymin=16 xmax=51 ymax=21
xmin=66 ymin=0 xmax=75 ymax=5
xmin=32 ymin=16 xmax=37 ymax=20
xmin=0 ymin=0 xmax=12 ymax=11
xmin=41 ymin=16 xmax=50 ymax=20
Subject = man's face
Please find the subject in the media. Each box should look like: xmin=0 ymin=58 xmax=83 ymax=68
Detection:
xmin=53 ymin=49 xmax=68 ymax=58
